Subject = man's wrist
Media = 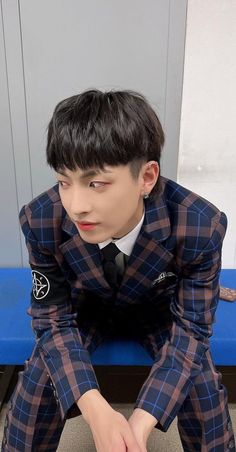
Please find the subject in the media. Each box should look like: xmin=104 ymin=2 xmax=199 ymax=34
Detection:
xmin=129 ymin=408 xmax=157 ymax=443
xmin=133 ymin=408 xmax=157 ymax=427
xmin=77 ymin=389 xmax=111 ymax=424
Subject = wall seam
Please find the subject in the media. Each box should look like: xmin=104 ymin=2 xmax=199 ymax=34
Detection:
xmin=163 ymin=0 xmax=171 ymax=131
xmin=175 ymin=0 xmax=188 ymax=182
xmin=18 ymin=0 xmax=33 ymax=199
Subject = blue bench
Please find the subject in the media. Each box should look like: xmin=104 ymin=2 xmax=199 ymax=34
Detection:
xmin=0 ymin=268 xmax=236 ymax=408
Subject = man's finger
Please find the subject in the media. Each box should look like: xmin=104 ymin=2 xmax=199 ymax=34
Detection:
xmin=124 ymin=426 xmax=143 ymax=452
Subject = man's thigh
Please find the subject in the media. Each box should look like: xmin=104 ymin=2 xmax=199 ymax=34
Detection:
xmin=177 ymin=349 xmax=235 ymax=451
xmin=138 ymin=327 xmax=235 ymax=450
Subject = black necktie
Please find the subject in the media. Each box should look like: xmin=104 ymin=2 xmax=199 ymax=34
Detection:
xmin=102 ymin=242 xmax=125 ymax=289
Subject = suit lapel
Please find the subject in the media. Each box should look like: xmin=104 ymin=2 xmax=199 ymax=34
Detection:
xmin=59 ymin=214 xmax=111 ymax=297
xmin=59 ymin=184 xmax=175 ymax=301
xmin=119 ymin=192 xmax=174 ymax=302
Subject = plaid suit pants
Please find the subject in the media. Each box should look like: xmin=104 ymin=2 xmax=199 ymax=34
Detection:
xmin=2 ymin=325 xmax=235 ymax=452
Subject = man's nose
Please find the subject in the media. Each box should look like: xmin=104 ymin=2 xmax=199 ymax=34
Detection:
xmin=70 ymin=189 xmax=92 ymax=216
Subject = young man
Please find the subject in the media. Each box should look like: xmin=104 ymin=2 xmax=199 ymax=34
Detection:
xmin=2 ymin=90 xmax=235 ymax=452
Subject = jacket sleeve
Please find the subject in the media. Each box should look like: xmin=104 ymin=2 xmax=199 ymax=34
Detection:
xmin=20 ymin=206 xmax=100 ymax=419
xmin=134 ymin=211 xmax=227 ymax=432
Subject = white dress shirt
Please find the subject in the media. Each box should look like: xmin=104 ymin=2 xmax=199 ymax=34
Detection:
xmin=98 ymin=211 xmax=145 ymax=256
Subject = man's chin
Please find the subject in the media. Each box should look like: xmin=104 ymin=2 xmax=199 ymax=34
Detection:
xmin=77 ymin=229 xmax=111 ymax=245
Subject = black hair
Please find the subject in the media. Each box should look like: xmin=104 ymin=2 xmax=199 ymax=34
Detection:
xmin=46 ymin=89 xmax=165 ymax=196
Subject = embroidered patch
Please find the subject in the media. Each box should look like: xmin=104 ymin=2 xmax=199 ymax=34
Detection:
xmin=31 ymin=270 xmax=50 ymax=300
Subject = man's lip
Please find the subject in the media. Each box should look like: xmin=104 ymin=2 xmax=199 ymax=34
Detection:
xmin=76 ymin=221 xmax=98 ymax=225
xmin=75 ymin=221 xmax=99 ymax=231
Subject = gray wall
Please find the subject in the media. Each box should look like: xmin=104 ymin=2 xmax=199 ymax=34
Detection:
xmin=0 ymin=0 xmax=187 ymax=267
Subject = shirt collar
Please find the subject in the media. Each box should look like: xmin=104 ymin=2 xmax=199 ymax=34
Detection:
xmin=98 ymin=210 xmax=145 ymax=256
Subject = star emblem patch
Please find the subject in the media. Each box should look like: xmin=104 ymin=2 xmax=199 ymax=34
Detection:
xmin=31 ymin=270 xmax=50 ymax=300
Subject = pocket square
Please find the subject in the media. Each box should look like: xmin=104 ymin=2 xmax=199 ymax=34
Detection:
xmin=151 ymin=271 xmax=176 ymax=287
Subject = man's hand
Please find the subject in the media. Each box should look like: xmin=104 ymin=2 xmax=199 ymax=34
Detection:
xmin=128 ymin=408 xmax=157 ymax=451
xmin=77 ymin=389 xmax=141 ymax=451
xmin=220 ymin=286 xmax=236 ymax=302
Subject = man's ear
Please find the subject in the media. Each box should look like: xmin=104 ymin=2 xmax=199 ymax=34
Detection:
xmin=141 ymin=161 xmax=159 ymax=196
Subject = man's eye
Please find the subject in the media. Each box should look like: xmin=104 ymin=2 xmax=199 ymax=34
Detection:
xmin=90 ymin=181 xmax=106 ymax=188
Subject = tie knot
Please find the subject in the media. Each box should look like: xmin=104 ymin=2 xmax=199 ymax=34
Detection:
xmin=102 ymin=242 xmax=120 ymax=262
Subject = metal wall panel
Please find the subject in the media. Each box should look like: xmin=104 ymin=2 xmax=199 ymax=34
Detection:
xmin=1 ymin=0 xmax=187 ymax=266
xmin=0 ymin=1 xmax=23 ymax=266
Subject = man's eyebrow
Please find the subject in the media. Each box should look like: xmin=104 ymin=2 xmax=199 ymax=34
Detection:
xmin=57 ymin=168 xmax=113 ymax=179
xmin=80 ymin=169 xmax=106 ymax=180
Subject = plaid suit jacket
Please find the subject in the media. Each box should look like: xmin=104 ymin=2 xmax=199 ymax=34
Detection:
xmin=19 ymin=176 xmax=227 ymax=432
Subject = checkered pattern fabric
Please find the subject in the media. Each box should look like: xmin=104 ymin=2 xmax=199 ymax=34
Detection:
xmin=2 ymin=176 xmax=235 ymax=451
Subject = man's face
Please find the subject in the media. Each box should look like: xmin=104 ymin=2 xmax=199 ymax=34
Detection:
xmin=56 ymin=164 xmax=147 ymax=243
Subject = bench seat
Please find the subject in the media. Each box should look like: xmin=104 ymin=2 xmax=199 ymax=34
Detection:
xmin=0 ymin=268 xmax=235 ymax=367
